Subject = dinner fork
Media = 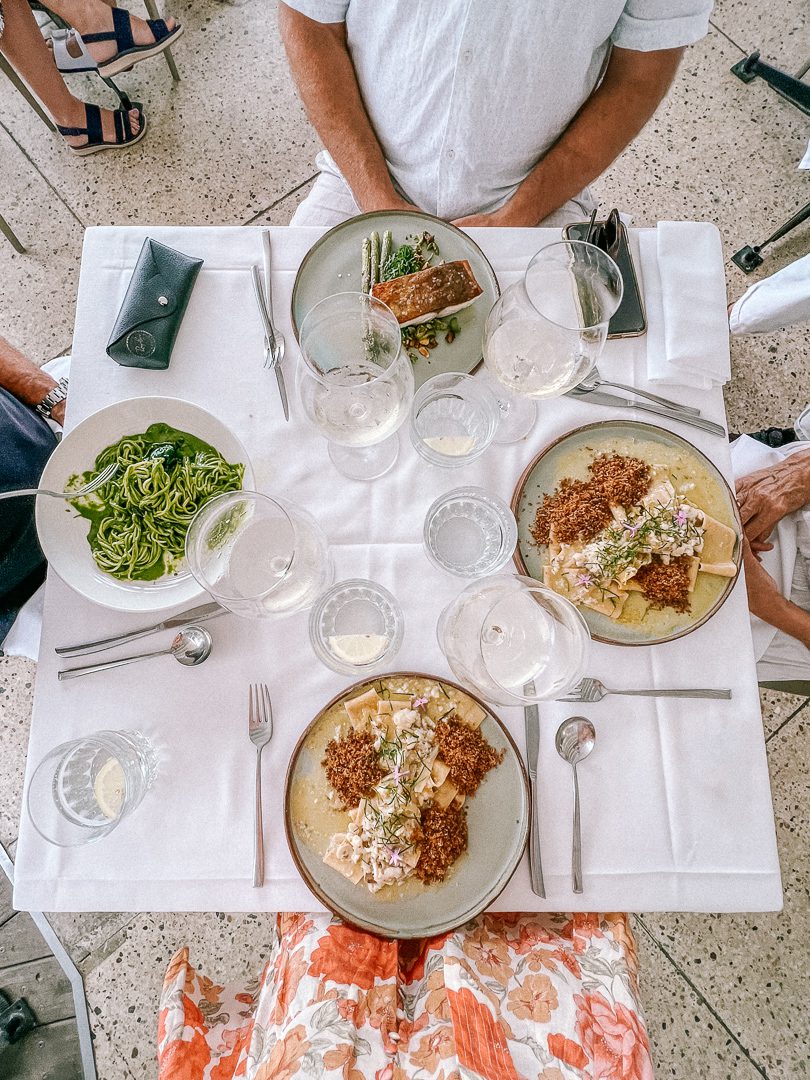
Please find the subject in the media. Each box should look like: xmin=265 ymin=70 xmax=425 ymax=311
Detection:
xmin=0 ymin=461 xmax=118 ymax=501
xmin=576 ymin=367 xmax=701 ymax=416
xmin=249 ymin=682 xmax=274 ymax=888
xmin=559 ymin=677 xmax=732 ymax=703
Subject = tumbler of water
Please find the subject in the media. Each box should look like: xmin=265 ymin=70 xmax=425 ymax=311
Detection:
xmin=186 ymin=491 xmax=333 ymax=617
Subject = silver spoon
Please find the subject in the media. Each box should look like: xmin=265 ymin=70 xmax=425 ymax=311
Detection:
xmin=58 ymin=625 xmax=212 ymax=681
xmin=555 ymin=716 xmax=596 ymax=894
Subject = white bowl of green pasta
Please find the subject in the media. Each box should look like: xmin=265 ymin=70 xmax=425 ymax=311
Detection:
xmin=36 ymin=397 xmax=253 ymax=612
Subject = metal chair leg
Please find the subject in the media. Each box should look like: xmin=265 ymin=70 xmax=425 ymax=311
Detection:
xmin=0 ymin=53 xmax=57 ymax=131
xmin=0 ymin=214 xmax=26 ymax=254
xmin=142 ymin=0 xmax=180 ymax=82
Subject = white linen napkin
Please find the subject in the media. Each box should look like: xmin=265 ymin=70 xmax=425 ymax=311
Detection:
xmin=647 ymin=221 xmax=730 ymax=389
xmin=729 ymin=253 xmax=810 ymax=335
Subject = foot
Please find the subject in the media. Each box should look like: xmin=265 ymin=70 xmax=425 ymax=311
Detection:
xmin=56 ymin=98 xmax=141 ymax=151
xmin=746 ymin=426 xmax=797 ymax=448
xmin=53 ymin=2 xmax=177 ymax=66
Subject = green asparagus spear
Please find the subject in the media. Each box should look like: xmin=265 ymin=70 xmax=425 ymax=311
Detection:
xmin=380 ymin=230 xmax=393 ymax=277
xmin=361 ymin=237 xmax=371 ymax=294
xmin=370 ymin=231 xmax=381 ymax=287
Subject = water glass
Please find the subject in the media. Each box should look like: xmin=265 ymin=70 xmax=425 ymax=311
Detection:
xmin=309 ymin=578 xmax=404 ymax=675
xmin=27 ymin=730 xmax=156 ymax=847
xmin=483 ymin=241 xmax=623 ymax=429
xmin=410 ymin=372 xmax=499 ymax=467
xmin=297 ymin=292 xmax=415 ymax=481
xmin=186 ymin=491 xmax=333 ymax=617
xmin=423 ymin=487 xmax=517 ymax=578
xmin=437 ymin=574 xmax=590 ymax=706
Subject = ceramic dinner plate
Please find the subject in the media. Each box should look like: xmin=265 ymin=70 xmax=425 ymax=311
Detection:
xmin=36 ymin=397 xmax=253 ymax=614
xmin=290 ymin=210 xmax=500 ymax=388
xmin=284 ymin=672 xmax=529 ymax=938
xmin=511 ymin=420 xmax=743 ymax=646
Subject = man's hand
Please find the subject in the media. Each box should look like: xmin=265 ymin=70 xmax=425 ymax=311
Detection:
xmin=742 ymin=536 xmax=810 ymax=650
xmin=453 ymin=204 xmax=538 ymax=229
xmin=736 ymin=451 xmax=810 ymax=548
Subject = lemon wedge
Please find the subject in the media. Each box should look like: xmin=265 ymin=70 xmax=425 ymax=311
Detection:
xmin=328 ymin=634 xmax=389 ymax=666
xmin=423 ymin=435 xmax=477 ymax=456
xmin=93 ymin=758 xmax=126 ymax=820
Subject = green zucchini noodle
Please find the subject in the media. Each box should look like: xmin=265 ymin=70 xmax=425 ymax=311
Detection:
xmin=71 ymin=425 xmax=244 ymax=582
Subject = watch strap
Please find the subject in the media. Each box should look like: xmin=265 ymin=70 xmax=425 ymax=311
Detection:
xmin=35 ymin=376 xmax=69 ymax=419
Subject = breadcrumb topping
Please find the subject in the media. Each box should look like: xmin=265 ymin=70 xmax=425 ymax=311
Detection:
xmin=634 ymin=556 xmax=692 ymax=613
xmin=415 ymin=805 xmax=468 ymax=884
xmin=436 ymin=719 xmax=505 ymax=795
xmin=323 ymin=730 xmax=383 ymax=809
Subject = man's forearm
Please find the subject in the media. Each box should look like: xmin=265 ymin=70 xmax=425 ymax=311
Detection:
xmin=755 ymin=591 xmax=810 ymax=652
xmin=503 ymin=46 xmax=685 ymax=225
xmin=278 ymin=4 xmax=407 ymax=212
xmin=0 ymin=335 xmax=62 ymax=422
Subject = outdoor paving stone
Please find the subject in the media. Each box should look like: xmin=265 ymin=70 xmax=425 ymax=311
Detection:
xmin=0 ymin=127 xmax=83 ymax=360
xmin=633 ymin=918 xmax=768 ymax=1079
xmin=45 ymin=911 xmax=137 ymax=968
xmin=638 ymin=711 xmax=809 ymax=1078
xmin=0 ymin=657 xmax=36 ymax=849
xmin=711 ymin=0 xmax=808 ymax=68
xmin=0 ymin=0 xmax=321 ymax=227
xmin=83 ymin=910 xmax=278 ymax=1079
xmin=759 ymin=687 xmax=809 ymax=741
xmin=248 ymin=175 xmax=317 ymax=225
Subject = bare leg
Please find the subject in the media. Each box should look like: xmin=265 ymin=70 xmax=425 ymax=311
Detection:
xmin=0 ymin=0 xmax=140 ymax=147
xmin=43 ymin=0 xmax=177 ymax=65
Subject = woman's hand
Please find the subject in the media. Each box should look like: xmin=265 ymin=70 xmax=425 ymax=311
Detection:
xmin=735 ymin=450 xmax=810 ymax=546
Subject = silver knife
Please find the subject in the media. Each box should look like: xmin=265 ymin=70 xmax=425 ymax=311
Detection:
xmin=262 ymin=233 xmax=290 ymax=422
xmin=55 ymin=602 xmax=225 ymax=658
xmin=523 ymin=684 xmax=546 ymax=897
xmin=251 ymin=263 xmax=290 ymax=421
xmin=567 ymin=387 xmax=726 ymax=437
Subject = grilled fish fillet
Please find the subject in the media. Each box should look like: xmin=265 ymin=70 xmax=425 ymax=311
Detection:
xmin=371 ymin=260 xmax=483 ymax=327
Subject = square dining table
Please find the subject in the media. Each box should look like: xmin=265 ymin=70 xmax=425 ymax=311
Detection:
xmin=12 ymin=224 xmax=783 ymax=915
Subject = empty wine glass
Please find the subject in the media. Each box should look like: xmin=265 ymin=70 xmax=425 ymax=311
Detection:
xmin=437 ymin=574 xmax=590 ymax=706
xmin=483 ymin=241 xmax=623 ymax=441
xmin=297 ymin=292 xmax=415 ymax=481
xmin=27 ymin=730 xmax=157 ymax=846
xmin=410 ymin=372 xmax=500 ymax=467
xmin=186 ymin=491 xmax=333 ymax=617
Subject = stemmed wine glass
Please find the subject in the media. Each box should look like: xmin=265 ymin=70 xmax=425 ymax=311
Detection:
xmin=437 ymin=574 xmax=590 ymax=707
xmin=297 ymin=292 xmax=415 ymax=481
xmin=483 ymin=240 xmax=623 ymax=442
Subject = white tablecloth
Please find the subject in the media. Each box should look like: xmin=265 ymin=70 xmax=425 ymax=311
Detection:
xmin=13 ymin=226 xmax=782 ymax=914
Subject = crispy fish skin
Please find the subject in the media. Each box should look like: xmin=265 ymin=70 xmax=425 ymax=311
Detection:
xmin=371 ymin=260 xmax=483 ymax=326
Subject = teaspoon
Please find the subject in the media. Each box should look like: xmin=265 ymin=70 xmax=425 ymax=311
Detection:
xmin=58 ymin=625 xmax=212 ymax=681
xmin=555 ymin=716 xmax=596 ymax=894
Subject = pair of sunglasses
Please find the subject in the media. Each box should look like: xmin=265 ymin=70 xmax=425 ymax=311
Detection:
xmin=586 ymin=207 xmax=621 ymax=259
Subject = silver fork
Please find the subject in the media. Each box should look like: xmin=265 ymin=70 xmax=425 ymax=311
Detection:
xmin=577 ymin=367 xmax=701 ymax=416
xmin=0 ymin=461 xmax=118 ymax=501
xmin=249 ymin=683 xmax=274 ymax=887
xmin=559 ymin=677 xmax=732 ymax=703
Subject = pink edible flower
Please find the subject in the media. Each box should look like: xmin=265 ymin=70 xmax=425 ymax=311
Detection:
xmin=386 ymin=847 xmax=402 ymax=866
xmin=622 ymin=522 xmax=639 ymax=537
xmin=577 ymin=574 xmax=592 ymax=587
xmin=676 ymin=508 xmax=688 ymax=526
xmin=412 ymin=696 xmax=429 ymax=709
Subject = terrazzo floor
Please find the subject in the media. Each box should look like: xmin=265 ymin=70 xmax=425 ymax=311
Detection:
xmin=1 ymin=1 xmax=809 ymax=1077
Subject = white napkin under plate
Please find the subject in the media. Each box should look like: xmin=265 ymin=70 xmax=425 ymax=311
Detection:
xmin=647 ymin=221 xmax=730 ymax=389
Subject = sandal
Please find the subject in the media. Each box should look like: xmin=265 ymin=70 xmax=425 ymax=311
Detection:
xmin=57 ymin=101 xmax=147 ymax=157
xmin=51 ymin=7 xmax=182 ymax=78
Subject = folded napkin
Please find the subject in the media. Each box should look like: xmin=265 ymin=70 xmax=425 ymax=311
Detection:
xmin=729 ymin=252 xmax=810 ymax=335
xmin=647 ymin=221 xmax=730 ymax=389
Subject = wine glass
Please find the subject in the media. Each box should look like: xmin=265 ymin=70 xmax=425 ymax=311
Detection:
xmin=483 ymin=241 xmax=623 ymax=442
xmin=410 ymin=372 xmax=500 ymax=467
xmin=297 ymin=292 xmax=414 ymax=481
xmin=186 ymin=491 xmax=333 ymax=617
xmin=437 ymin=574 xmax=590 ymax=706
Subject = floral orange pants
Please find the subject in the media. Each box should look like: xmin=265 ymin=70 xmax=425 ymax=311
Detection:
xmin=158 ymin=911 xmax=653 ymax=1080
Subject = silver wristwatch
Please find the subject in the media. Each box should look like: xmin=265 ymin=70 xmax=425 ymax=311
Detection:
xmin=35 ymin=377 xmax=69 ymax=420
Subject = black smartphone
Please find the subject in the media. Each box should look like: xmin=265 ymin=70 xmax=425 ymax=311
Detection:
xmin=564 ymin=220 xmax=646 ymax=338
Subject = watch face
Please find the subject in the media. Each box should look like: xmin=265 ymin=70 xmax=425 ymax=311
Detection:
xmin=125 ymin=329 xmax=157 ymax=358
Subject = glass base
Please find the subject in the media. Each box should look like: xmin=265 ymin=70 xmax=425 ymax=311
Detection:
xmin=328 ymin=434 xmax=399 ymax=481
xmin=492 ymin=392 xmax=538 ymax=444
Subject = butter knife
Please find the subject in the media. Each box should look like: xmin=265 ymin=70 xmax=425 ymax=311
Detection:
xmin=55 ymin=602 xmax=225 ymax=657
xmin=261 ymin=233 xmax=290 ymax=422
xmin=566 ymin=387 xmax=726 ymax=437
xmin=523 ymin=684 xmax=546 ymax=898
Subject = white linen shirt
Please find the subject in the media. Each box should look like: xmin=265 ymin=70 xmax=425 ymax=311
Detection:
xmin=283 ymin=0 xmax=712 ymax=219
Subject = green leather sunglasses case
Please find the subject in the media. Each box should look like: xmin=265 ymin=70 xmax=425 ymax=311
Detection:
xmin=106 ymin=238 xmax=204 ymax=369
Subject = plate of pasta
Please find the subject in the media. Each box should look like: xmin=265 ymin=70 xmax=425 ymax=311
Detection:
xmin=285 ymin=673 xmax=529 ymax=938
xmin=36 ymin=397 xmax=253 ymax=612
xmin=512 ymin=421 xmax=743 ymax=646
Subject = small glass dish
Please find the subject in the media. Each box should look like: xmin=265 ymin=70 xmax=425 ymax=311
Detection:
xmin=423 ymin=487 xmax=517 ymax=577
xmin=409 ymin=372 xmax=499 ymax=467
xmin=309 ymin=578 xmax=404 ymax=675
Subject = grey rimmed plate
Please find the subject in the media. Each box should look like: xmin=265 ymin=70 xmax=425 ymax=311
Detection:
xmin=511 ymin=420 xmax=743 ymax=647
xmin=290 ymin=210 xmax=500 ymax=389
xmin=284 ymin=672 xmax=528 ymax=938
